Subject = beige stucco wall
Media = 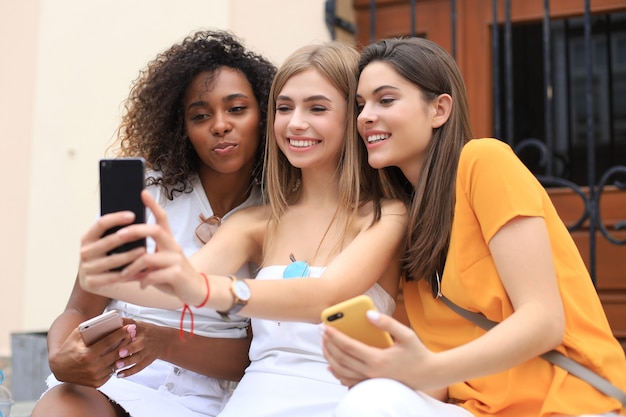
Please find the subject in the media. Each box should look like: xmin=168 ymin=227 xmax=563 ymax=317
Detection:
xmin=0 ymin=0 xmax=333 ymax=356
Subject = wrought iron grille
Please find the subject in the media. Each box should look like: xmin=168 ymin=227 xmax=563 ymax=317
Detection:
xmin=332 ymin=0 xmax=626 ymax=284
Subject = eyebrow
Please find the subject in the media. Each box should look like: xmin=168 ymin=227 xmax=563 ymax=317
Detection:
xmin=356 ymin=84 xmax=400 ymax=99
xmin=276 ymin=94 xmax=332 ymax=103
xmin=223 ymin=93 xmax=250 ymax=102
xmin=186 ymin=93 xmax=250 ymax=111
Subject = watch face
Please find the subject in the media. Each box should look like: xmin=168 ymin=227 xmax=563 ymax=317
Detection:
xmin=233 ymin=280 xmax=251 ymax=301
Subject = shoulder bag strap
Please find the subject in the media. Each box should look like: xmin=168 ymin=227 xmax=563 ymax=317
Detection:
xmin=439 ymin=295 xmax=626 ymax=406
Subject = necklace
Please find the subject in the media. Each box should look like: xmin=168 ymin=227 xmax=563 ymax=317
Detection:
xmin=275 ymin=207 xmax=341 ymax=326
xmin=196 ymin=181 xmax=253 ymax=244
xmin=277 ymin=254 xmax=311 ymax=326
xmin=194 ymin=214 xmax=221 ymax=244
xmin=283 ymin=253 xmax=310 ymax=278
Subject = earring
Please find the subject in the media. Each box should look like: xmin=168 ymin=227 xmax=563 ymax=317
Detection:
xmin=432 ymin=271 xmax=442 ymax=299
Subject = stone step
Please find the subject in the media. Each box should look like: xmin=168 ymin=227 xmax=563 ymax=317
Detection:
xmin=10 ymin=400 xmax=36 ymax=417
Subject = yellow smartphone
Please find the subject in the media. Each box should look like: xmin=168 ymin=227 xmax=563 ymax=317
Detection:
xmin=321 ymin=295 xmax=393 ymax=348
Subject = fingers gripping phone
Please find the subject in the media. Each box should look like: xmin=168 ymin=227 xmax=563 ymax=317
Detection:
xmin=99 ymin=158 xmax=146 ymax=257
xmin=321 ymin=295 xmax=393 ymax=348
xmin=79 ymin=310 xmax=124 ymax=346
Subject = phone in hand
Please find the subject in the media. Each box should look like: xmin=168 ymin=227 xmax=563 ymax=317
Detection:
xmin=79 ymin=310 xmax=124 ymax=346
xmin=321 ymin=295 xmax=393 ymax=348
xmin=99 ymin=158 xmax=146 ymax=260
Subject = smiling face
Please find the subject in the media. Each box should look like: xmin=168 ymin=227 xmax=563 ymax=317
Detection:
xmin=356 ymin=61 xmax=439 ymax=185
xmin=273 ymin=68 xmax=347 ymax=171
xmin=183 ymin=67 xmax=261 ymax=177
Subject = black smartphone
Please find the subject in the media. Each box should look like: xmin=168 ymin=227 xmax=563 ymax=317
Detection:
xmin=99 ymin=158 xmax=146 ymax=258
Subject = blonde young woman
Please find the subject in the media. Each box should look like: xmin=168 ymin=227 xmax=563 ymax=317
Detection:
xmin=78 ymin=41 xmax=407 ymax=416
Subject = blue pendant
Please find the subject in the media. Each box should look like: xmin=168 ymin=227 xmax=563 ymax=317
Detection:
xmin=283 ymin=253 xmax=310 ymax=279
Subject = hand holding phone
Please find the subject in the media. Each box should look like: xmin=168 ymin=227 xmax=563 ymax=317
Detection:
xmin=79 ymin=310 xmax=124 ymax=346
xmin=321 ymin=295 xmax=393 ymax=348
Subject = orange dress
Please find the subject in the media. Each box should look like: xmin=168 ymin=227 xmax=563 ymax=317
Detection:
xmin=404 ymin=138 xmax=626 ymax=416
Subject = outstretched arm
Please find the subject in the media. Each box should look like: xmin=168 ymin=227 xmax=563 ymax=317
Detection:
xmin=77 ymin=190 xmax=256 ymax=309
xmin=82 ymin=191 xmax=407 ymax=323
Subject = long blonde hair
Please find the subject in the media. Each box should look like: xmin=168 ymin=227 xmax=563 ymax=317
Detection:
xmin=262 ymin=42 xmax=387 ymax=262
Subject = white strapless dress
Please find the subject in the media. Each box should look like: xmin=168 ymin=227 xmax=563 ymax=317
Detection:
xmin=217 ymin=265 xmax=395 ymax=417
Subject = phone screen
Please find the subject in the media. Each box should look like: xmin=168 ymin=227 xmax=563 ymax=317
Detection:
xmin=99 ymin=158 xmax=146 ymax=256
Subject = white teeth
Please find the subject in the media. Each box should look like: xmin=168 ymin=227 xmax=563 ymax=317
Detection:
xmin=367 ymin=134 xmax=389 ymax=143
xmin=290 ymin=139 xmax=318 ymax=148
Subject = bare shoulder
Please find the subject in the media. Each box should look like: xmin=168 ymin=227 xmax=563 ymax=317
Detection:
xmin=226 ymin=204 xmax=271 ymax=223
xmin=221 ymin=204 xmax=271 ymax=242
xmin=212 ymin=204 xmax=270 ymax=263
xmin=356 ymin=198 xmax=408 ymax=230
xmin=380 ymin=198 xmax=408 ymax=217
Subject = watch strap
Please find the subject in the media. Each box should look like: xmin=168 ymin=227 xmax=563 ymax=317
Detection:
xmin=217 ymin=275 xmax=248 ymax=320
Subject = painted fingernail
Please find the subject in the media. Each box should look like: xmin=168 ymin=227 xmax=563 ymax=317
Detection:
xmin=366 ymin=310 xmax=380 ymax=321
xmin=116 ymin=360 xmax=125 ymax=369
xmin=127 ymin=324 xmax=137 ymax=339
xmin=119 ymin=349 xmax=129 ymax=358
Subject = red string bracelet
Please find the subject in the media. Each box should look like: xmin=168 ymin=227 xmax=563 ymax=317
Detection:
xmin=179 ymin=272 xmax=211 ymax=340
xmin=195 ymin=272 xmax=211 ymax=308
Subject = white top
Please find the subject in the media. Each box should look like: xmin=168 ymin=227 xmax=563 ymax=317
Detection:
xmin=108 ymin=172 xmax=260 ymax=338
xmin=45 ymin=172 xmax=262 ymax=417
xmin=217 ymin=265 xmax=395 ymax=417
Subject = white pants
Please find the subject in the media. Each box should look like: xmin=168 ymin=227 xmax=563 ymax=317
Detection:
xmin=333 ymin=378 xmax=622 ymax=417
xmin=333 ymin=379 xmax=472 ymax=417
xmin=44 ymin=359 xmax=233 ymax=417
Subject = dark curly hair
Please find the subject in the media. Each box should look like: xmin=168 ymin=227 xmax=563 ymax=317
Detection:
xmin=113 ymin=29 xmax=276 ymax=199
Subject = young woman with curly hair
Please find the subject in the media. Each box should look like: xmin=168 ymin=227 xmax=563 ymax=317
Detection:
xmin=31 ymin=29 xmax=276 ymax=417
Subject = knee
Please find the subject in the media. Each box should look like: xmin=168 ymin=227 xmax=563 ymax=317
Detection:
xmin=334 ymin=379 xmax=407 ymax=417
xmin=31 ymin=384 xmax=115 ymax=417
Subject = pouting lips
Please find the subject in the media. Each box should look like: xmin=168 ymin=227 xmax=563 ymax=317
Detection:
xmin=214 ymin=142 xmax=237 ymax=150
xmin=212 ymin=142 xmax=237 ymax=155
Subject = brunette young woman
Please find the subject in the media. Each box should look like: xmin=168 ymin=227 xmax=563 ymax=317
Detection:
xmin=322 ymin=36 xmax=626 ymax=417
xmin=31 ymin=29 xmax=276 ymax=417
xmin=78 ymin=41 xmax=407 ymax=417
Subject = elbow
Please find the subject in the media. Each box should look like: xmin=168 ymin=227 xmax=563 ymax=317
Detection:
xmin=524 ymin=302 xmax=565 ymax=352
xmin=553 ymin=316 xmax=566 ymax=349
xmin=544 ymin=308 xmax=566 ymax=351
xmin=547 ymin=321 xmax=565 ymax=351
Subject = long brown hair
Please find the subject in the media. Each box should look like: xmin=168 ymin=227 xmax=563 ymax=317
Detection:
xmin=359 ymin=37 xmax=473 ymax=283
